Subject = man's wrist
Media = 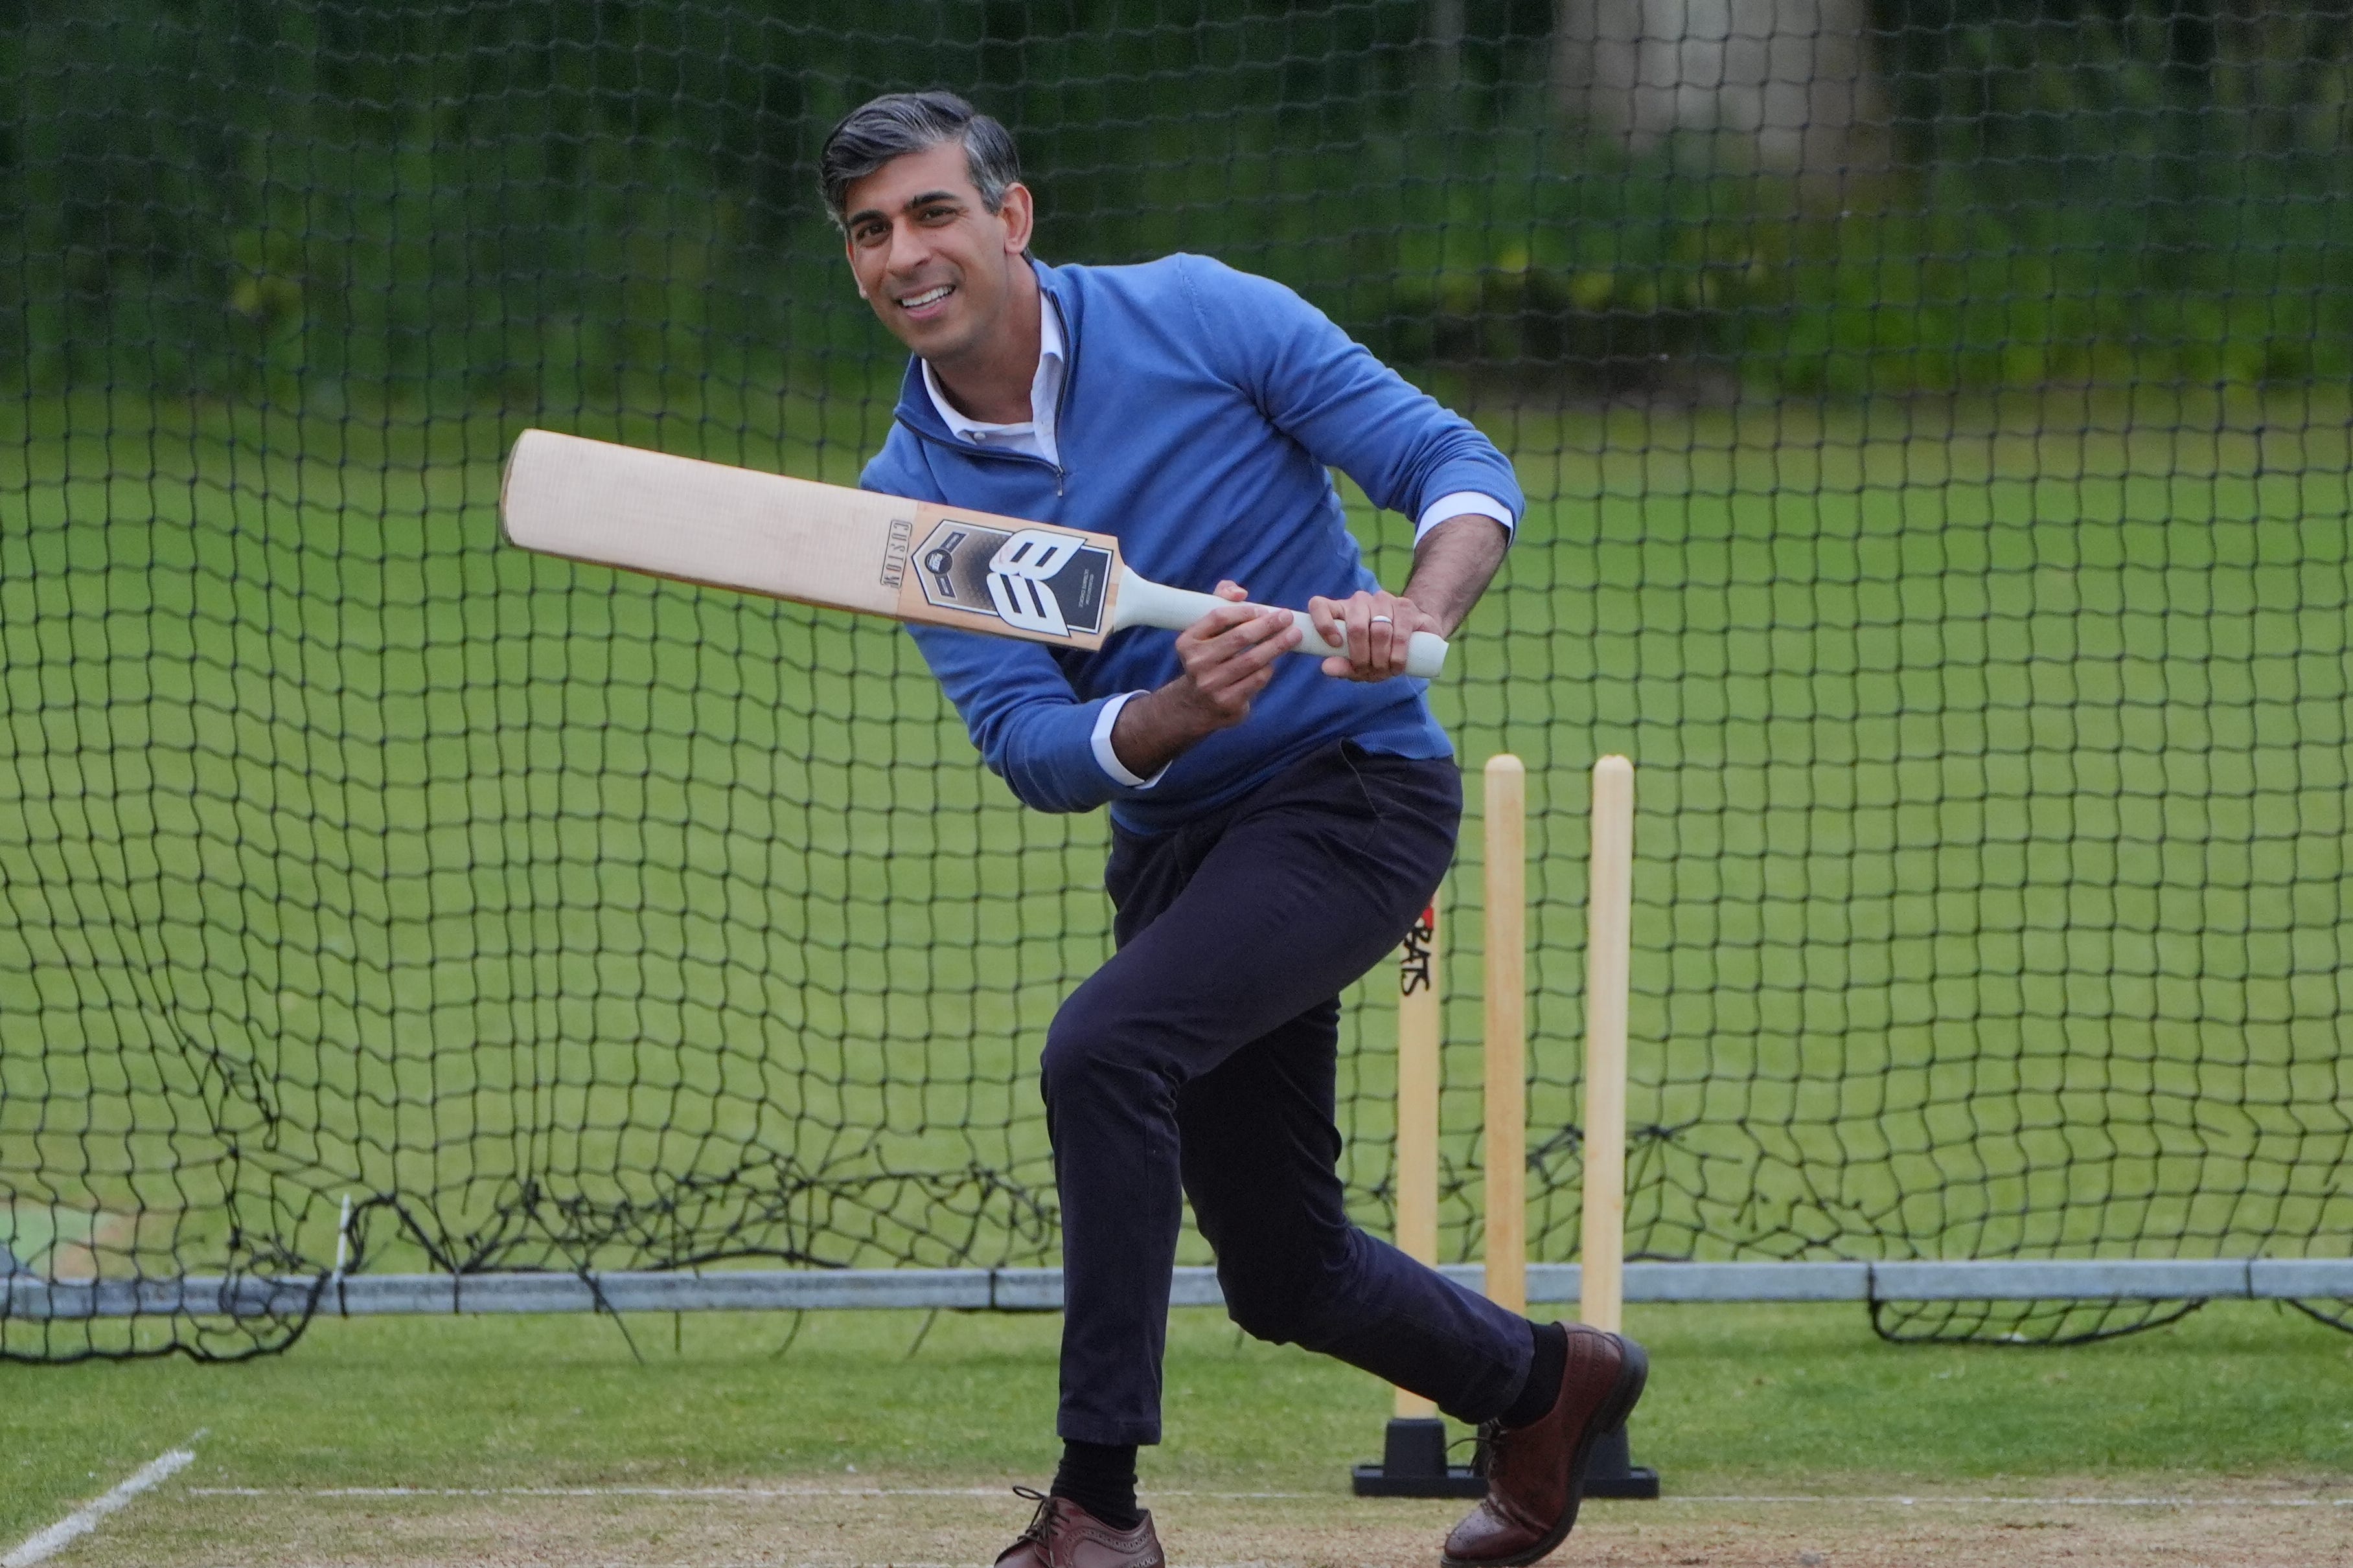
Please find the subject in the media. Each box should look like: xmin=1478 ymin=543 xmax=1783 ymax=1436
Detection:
xmin=1092 ymin=692 xmax=1169 ymax=789
xmin=1110 ymin=685 xmax=1221 ymax=780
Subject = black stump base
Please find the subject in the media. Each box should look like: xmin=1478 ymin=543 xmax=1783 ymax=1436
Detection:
xmin=1351 ymin=1417 xmax=1660 ymax=1500
xmin=1350 ymin=1417 xmax=1485 ymax=1497
xmin=1579 ymin=1425 xmax=1661 ymax=1499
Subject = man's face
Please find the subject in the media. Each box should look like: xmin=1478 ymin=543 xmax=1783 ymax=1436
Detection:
xmin=841 ymin=140 xmax=1032 ymax=363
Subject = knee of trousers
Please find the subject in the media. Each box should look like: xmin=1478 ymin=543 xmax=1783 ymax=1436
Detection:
xmin=1217 ymin=1242 xmax=1361 ymax=1350
xmin=1040 ymin=985 xmax=1173 ymax=1106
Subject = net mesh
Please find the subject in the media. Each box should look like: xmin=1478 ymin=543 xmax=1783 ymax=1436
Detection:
xmin=3 ymin=1 xmax=2349 ymax=1361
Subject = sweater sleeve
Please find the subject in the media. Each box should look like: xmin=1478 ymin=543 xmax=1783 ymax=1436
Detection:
xmin=860 ymin=446 xmax=1143 ymax=815
xmin=1178 ymin=255 xmax=1523 ymax=534
xmin=903 ymin=622 xmax=1146 ymax=813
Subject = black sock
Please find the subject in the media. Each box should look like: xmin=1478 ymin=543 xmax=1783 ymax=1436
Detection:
xmin=1498 ymin=1320 xmax=1567 ymax=1429
xmin=1051 ymin=1439 xmax=1142 ymax=1530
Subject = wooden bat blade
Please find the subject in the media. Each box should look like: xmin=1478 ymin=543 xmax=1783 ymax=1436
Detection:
xmin=501 ymin=427 xmax=913 ymax=618
xmin=500 ymin=429 xmax=1121 ymax=650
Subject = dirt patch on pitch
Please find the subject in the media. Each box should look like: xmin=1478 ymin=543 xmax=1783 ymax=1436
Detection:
xmin=65 ymin=1479 xmax=2353 ymax=1567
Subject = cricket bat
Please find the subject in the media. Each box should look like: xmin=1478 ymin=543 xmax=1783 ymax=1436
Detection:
xmin=499 ymin=429 xmax=1448 ymax=678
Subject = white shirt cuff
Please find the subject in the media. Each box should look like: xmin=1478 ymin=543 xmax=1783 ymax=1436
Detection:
xmin=1414 ymin=491 xmax=1516 ymax=545
xmin=1091 ymin=692 xmax=1169 ymax=790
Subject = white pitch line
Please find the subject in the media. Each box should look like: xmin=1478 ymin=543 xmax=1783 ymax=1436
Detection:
xmin=4 ymin=1440 xmax=201 ymax=1568
xmin=177 ymin=1484 xmax=2353 ymax=1509
xmin=184 ymin=1484 xmax=1318 ymax=1501
xmin=1677 ymin=1494 xmax=2353 ymax=1508
xmin=191 ymin=1486 xmax=1005 ymax=1500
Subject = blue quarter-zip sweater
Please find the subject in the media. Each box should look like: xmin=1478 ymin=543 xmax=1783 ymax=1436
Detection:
xmin=861 ymin=253 xmax=1522 ymax=835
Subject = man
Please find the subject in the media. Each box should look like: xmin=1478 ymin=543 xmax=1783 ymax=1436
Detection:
xmin=823 ymin=92 xmax=1646 ymax=1568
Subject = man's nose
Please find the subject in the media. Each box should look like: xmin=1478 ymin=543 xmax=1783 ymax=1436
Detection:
xmin=884 ymin=218 xmax=935 ymax=277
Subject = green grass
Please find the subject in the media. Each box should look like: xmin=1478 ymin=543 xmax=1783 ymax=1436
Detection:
xmin=5 ymin=1301 xmax=2352 ymax=1546
xmin=2 ymin=391 xmax=2351 ymax=1358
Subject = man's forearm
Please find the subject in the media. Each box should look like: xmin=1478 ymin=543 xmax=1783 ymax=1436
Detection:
xmin=1107 ymin=686 xmax=1216 ymax=781
xmin=1403 ymin=514 xmax=1510 ymax=637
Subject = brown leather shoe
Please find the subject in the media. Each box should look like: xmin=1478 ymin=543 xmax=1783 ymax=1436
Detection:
xmin=994 ymin=1487 xmax=1166 ymax=1568
xmin=1440 ymin=1324 xmax=1648 ymax=1567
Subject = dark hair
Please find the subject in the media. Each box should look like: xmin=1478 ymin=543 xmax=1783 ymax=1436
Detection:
xmin=818 ymin=91 xmax=1022 ymax=229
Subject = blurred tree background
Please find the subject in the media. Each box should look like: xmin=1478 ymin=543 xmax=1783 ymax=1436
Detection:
xmin=5 ymin=0 xmax=2352 ymax=407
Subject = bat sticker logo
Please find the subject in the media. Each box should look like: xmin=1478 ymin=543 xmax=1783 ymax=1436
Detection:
xmin=986 ymin=530 xmax=1086 ymax=637
xmin=921 ymin=530 xmax=969 ymax=600
xmin=912 ymin=518 xmax=1112 ymax=640
xmin=1400 ymin=905 xmax=1436 ymax=995
xmin=880 ymin=516 xmax=914 ymax=589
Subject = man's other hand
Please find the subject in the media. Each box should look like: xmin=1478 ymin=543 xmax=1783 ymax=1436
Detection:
xmin=1172 ymin=580 xmax=1302 ymax=726
xmin=1306 ymin=589 xmax=1435 ymax=682
xmin=1110 ymin=582 xmax=1301 ymax=778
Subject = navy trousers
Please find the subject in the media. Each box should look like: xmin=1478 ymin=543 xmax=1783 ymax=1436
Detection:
xmin=1043 ymin=741 xmax=1535 ymax=1446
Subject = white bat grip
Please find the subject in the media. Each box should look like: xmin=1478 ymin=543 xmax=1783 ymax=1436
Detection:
xmin=1115 ymin=573 xmax=1449 ymax=679
xmin=1289 ymin=611 xmax=1449 ymax=680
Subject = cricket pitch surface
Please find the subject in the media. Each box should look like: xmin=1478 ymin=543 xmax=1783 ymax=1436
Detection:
xmin=51 ymin=1477 xmax=2353 ymax=1567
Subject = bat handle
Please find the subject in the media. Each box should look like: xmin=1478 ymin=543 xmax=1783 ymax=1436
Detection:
xmin=1114 ymin=572 xmax=1450 ymax=678
xmin=1288 ymin=613 xmax=1449 ymax=679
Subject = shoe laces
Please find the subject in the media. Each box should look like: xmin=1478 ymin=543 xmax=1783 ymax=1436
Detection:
xmin=1010 ymin=1485 xmax=1061 ymax=1549
xmin=1471 ymin=1418 xmax=1504 ymax=1477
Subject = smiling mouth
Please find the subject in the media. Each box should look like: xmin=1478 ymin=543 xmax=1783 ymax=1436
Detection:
xmin=898 ymin=284 xmax=955 ymax=311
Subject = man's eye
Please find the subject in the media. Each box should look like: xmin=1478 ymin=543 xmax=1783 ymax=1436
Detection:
xmin=922 ymin=206 xmax=955 ymax=222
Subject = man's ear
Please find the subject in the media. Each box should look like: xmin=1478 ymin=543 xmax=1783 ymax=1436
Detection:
xmin=844 ymin=237 xmax=867 ymax=299
xmin=997 ymin=181 xmax=1035 ymax=256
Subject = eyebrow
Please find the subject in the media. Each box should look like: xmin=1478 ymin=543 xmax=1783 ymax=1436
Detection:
xmin=845 ymin=190 xmax=964 ymax=229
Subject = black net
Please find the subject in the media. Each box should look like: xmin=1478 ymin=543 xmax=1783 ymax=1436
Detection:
xmin=3 ymin=2 xmax=2350 ymax=1361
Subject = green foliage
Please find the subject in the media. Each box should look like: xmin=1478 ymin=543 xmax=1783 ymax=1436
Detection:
xmin=1360 ymin=126 xmax=2353 ymax=398
xmin=5 ymin=1 xmax=2352 ymax=402
xmin=1872 ymin=0 xmax=2353 ymax=169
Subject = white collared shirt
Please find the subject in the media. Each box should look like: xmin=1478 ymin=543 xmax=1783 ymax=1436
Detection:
xmin=923 ymin=303 xmax=1067 ymax=469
